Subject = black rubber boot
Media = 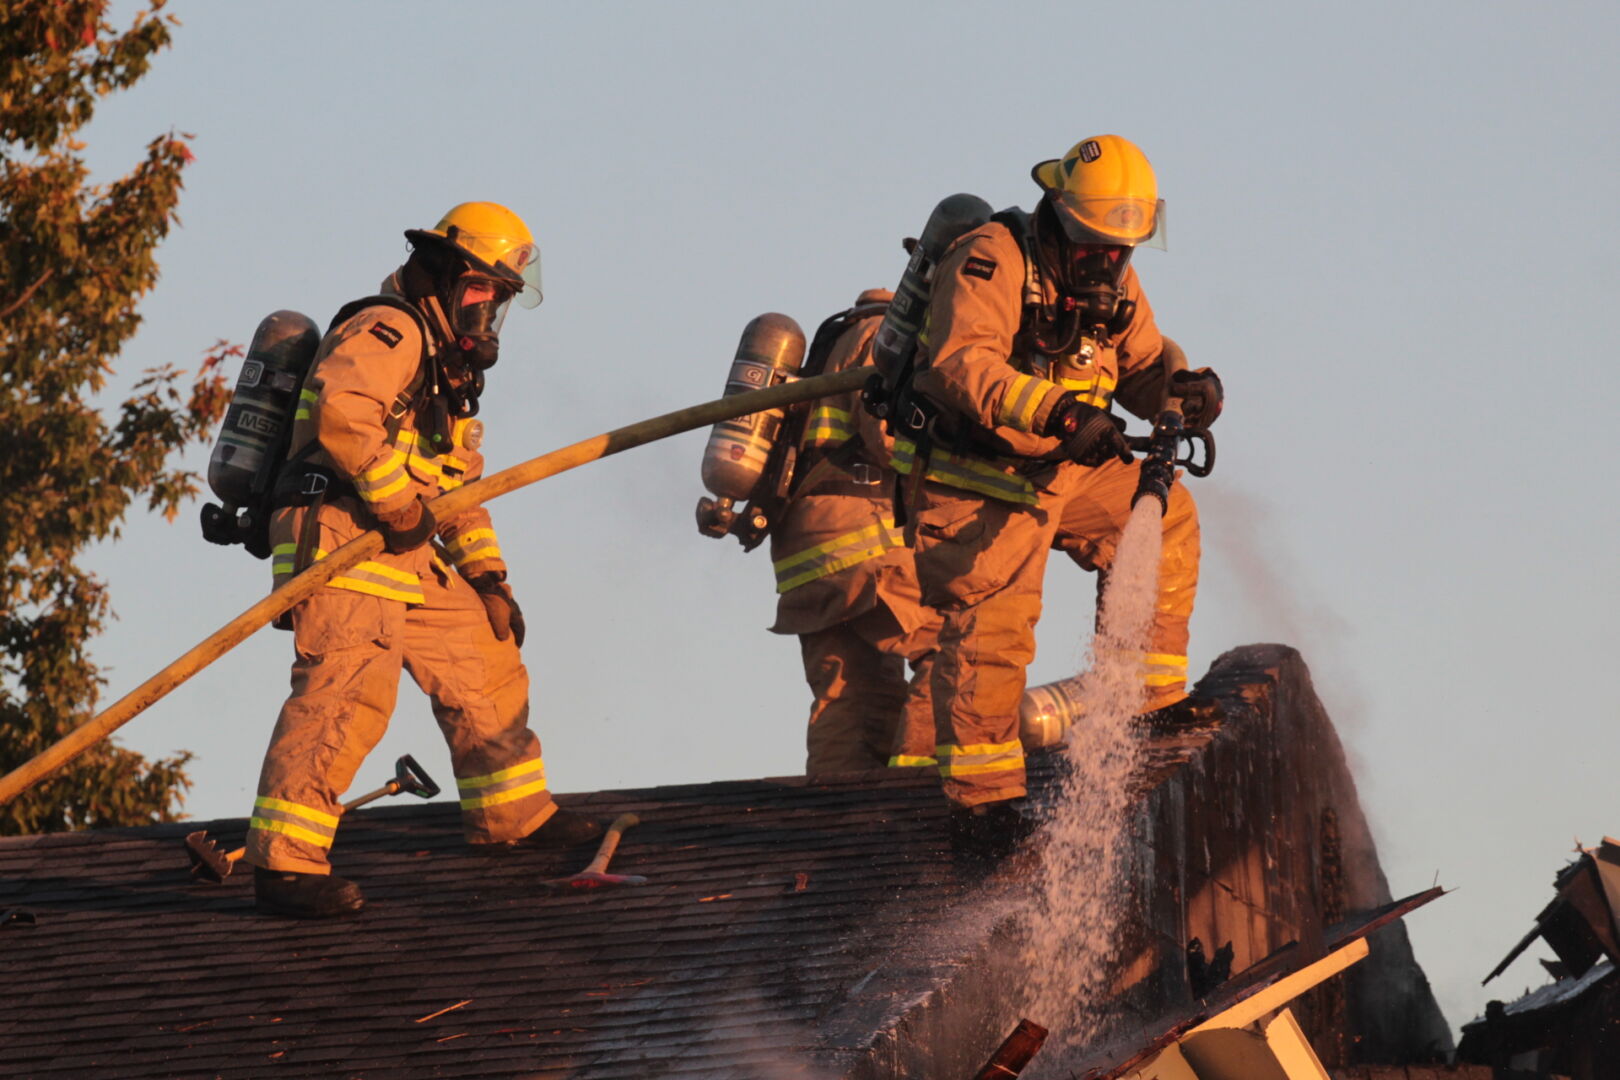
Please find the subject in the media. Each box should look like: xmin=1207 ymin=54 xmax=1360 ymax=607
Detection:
xmin=519 ymin=807 xmax=605 ymax=849
xmin=253 ymin=866 xmax=365 ymax=918
xmin=1135 ymin=694 xmax=1225 ymax=732
xmin=948 ymin=799 xmax=1037 ymax=861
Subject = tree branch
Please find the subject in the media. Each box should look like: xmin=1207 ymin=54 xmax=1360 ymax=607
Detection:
xmin=0 ymin=270 xmax=56 ymax=320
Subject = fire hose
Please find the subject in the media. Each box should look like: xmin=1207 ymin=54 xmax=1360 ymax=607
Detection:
xmin=0 ymin=366 xmax=871 ymax=809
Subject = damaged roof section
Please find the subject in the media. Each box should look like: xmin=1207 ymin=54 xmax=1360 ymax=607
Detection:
xmin=1460 ymin=839 xmax=1620 ymax=1077
xmin=0 ymin=645 xmax=1451 ymax=1078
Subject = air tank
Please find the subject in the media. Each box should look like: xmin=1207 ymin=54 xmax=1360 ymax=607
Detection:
xmin=698 ymin=313 xmax=806 ymax=502
xmin=201 ymin=310 xmax=320 ymax=554
xmin=1019 ymin=677 xmax=1087 ymax=749
xmin=869 ymin=193 xmax=993 ymax=385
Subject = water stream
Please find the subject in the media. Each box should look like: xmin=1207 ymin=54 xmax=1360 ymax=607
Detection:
xmin=1018 ymin=495 xmax=1166 ymax=1062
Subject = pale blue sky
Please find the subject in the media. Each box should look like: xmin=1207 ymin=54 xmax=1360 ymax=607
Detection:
xmin=69 ymin=0 xmax=1619 ymax=1039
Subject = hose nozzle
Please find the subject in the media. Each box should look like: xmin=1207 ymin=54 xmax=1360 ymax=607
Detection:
xmin=1131 ymin=406 xmax=1184 ymax=513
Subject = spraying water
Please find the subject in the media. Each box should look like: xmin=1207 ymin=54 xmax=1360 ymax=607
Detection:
xmin=1018 ymin=495 xmax=1166 ymax=1061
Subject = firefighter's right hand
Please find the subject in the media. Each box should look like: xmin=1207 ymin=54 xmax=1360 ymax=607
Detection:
xmin=1045 ymin=393 xmax=1133 ymax=467
xmin=374 ymin=496 xmax=438 ymax=554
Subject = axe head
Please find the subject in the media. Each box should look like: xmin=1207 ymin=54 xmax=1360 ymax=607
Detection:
xmin=184 ymin=831 xmax=233 ymax=884
xmin=540 ymin=871 xmax=649 ymax=891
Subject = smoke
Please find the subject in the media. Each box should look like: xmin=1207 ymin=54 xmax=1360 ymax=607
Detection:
xmin=1201 ymin=482 xmax=1368 ymax=737
xmin=1018 ymin=498 xmax=1163 ymax=1062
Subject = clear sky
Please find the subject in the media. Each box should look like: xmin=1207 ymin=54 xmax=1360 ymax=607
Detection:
xmin=68 ymin=0 xmax=1618 ymax=1040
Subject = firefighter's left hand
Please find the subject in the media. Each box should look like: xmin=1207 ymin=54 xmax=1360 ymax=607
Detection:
xmin=1171 ymin=367 xmax=1223 ymax=428
xmin=469 ymin=573 xmax=526 ymax=648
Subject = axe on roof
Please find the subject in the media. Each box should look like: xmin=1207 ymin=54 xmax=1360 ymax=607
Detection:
xmin=0 ymin=368 xmax=869 ymax=810
xmin=540 ymin=813 xmax=645 ymax=891
xmin=185 ymin=754 xmax=439 ymax=883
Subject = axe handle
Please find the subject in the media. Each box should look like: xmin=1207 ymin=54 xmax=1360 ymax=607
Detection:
xmin=582 ymin=813 xmax=640 ymax=875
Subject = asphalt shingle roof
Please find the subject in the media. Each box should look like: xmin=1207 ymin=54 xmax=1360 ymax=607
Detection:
xmin=0 ymin=644 xmax=1451 ymax=1079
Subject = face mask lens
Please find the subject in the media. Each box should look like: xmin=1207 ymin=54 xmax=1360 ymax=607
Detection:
xmin=453 ymin=279 xmax=513 ymax=337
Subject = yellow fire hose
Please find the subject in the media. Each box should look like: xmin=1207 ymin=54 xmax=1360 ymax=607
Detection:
xmin=0 ymin=366 xmax=871 ymax=809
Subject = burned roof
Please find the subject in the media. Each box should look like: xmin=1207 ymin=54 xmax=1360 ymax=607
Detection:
xmin=0 ymin=645 xmax=1450 ymax=1078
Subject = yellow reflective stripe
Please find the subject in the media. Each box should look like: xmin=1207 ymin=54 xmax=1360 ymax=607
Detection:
xmin=997 ymin=373 xmax=1053 ymax=432
xmin=891 ymin=440 xmax=1039 ymax=505
xmin=293 ymin=388 xmax=318 ymax=421
xmin=272 ymin=546 xmax=425 ymax=604
xmin=249 ymin=818 xmax=336 ymax=847
xmin=772 ymin=519 xmax=894 ymax=571
xmin=888 ymin=755 xmax=938 ymax=767
xmin=772 ymin=519 xmax=905 ymax=592
xmin=459 ymin=757 xmax=545 ymax=790
xmin=447 ymin=528 xmax=502 ymax=565
xmin=355 ymin=448 xmax=411 ymax=503
xmin=254 ymin=796 xmax=339 ymax=828
xmin=458 ymin=757 xmax=548 ymax=810
xmin=1141 ymin=652 xmax=1187 ymax=687
xmin=360 ymin=449 xmax=407 ymax=483
xmin=329 ymin=575 xmax=424 ymax=604
xmin=448 ymin=528 xmax=496 ymax=552
xmin=804 ymin=405 xmax=855 ymax=447
xmin=934 ymin=740 xmax=1024 ymax=778
xmin=1059 ymin=371 xmax=1117 ymax=407
xmin=459 ymin=775 xmax=549 ymax=810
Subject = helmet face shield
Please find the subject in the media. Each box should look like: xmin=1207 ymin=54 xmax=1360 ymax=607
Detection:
xmin=449 ymin=228 xmax=544 ymax=308
xmin=1049 ymin=192 xmax=1167 ymax=250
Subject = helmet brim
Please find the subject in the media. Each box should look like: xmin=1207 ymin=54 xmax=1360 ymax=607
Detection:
xmin=1031 ymin=158 xmax=1063 ymax=192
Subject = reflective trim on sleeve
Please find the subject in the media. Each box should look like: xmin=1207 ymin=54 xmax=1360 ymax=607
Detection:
xmin=457 ymin=757 xmax=548 ymax=810
xmin=891 ymin=439 xmax=1040 ymax=505
xmin=934 ymin=740 xmax=1025 ymax=778
xmin=293 ymin=388 xmax=318 ymax=422
xmin=804 ymin=405 xmax=855 ymax=448
xmin=1057 ymin=371 xmax=1117 ymax=409
xmin=773 ymin=519 xmax=906 ymax=593
xmin=355 ymin=448 xmax=411 ymax=503
xmin=888 ymin=754 xmax=939 ymax=767
xmin=445 ymin=527 xmax=501 ymax=567
xmin=997 ymin=373 xmax=1057 ymax=433
xmin=250 ymin=796 xmax=339 ymax=848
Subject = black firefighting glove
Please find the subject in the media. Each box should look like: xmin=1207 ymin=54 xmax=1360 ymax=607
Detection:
xmin=1170 ymin=367 xmax=1223 ymax=429
xmin=374 ymin=496 xmax=437 ymax=554
xmin=469 ymin=572 xmax=526 ymax=648
xmin=1044 ymin=392 xmax=1133 ymax=467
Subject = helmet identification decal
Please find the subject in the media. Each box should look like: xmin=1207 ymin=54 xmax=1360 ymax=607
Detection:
xmin=1078 ymin=139 xmax=1102 ymax=163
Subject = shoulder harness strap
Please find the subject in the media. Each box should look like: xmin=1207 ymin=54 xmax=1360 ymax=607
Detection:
xmin=325 ymin=294 xmax=437 ymax=442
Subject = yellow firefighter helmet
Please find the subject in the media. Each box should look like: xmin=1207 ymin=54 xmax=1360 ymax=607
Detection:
xmin=1031 ymin=135 xmax=1165 ymax=249
xmin=408 ymin=202 xmax=543 ymax=308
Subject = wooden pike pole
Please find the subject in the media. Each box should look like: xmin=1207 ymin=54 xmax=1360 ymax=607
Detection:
xmin=0 ymin=366 xmax=871 ymax=809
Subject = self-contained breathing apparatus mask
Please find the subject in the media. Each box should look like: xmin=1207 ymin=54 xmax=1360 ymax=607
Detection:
xmin=1027 ymin=199 xmax=1138 ymax=355
xmin=397 ymin=247 xmax=501 ymax=447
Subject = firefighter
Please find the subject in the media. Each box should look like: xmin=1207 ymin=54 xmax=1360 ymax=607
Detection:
xmin=245 ymin=202 xmax=603 ymax=918
xmin=893 ymin=136 xmax=1224 ymax=856
xmin=765 ymin=289 xmax=942 ymax=775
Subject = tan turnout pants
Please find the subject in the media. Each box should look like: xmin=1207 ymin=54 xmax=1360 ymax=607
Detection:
xmin=799 ymin=600 xmax=939 ymax=776
xmin=911 ymin=457 xmax=1200 ymax=807
xmin=245 ymin=561 xmax=555 ymax=874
